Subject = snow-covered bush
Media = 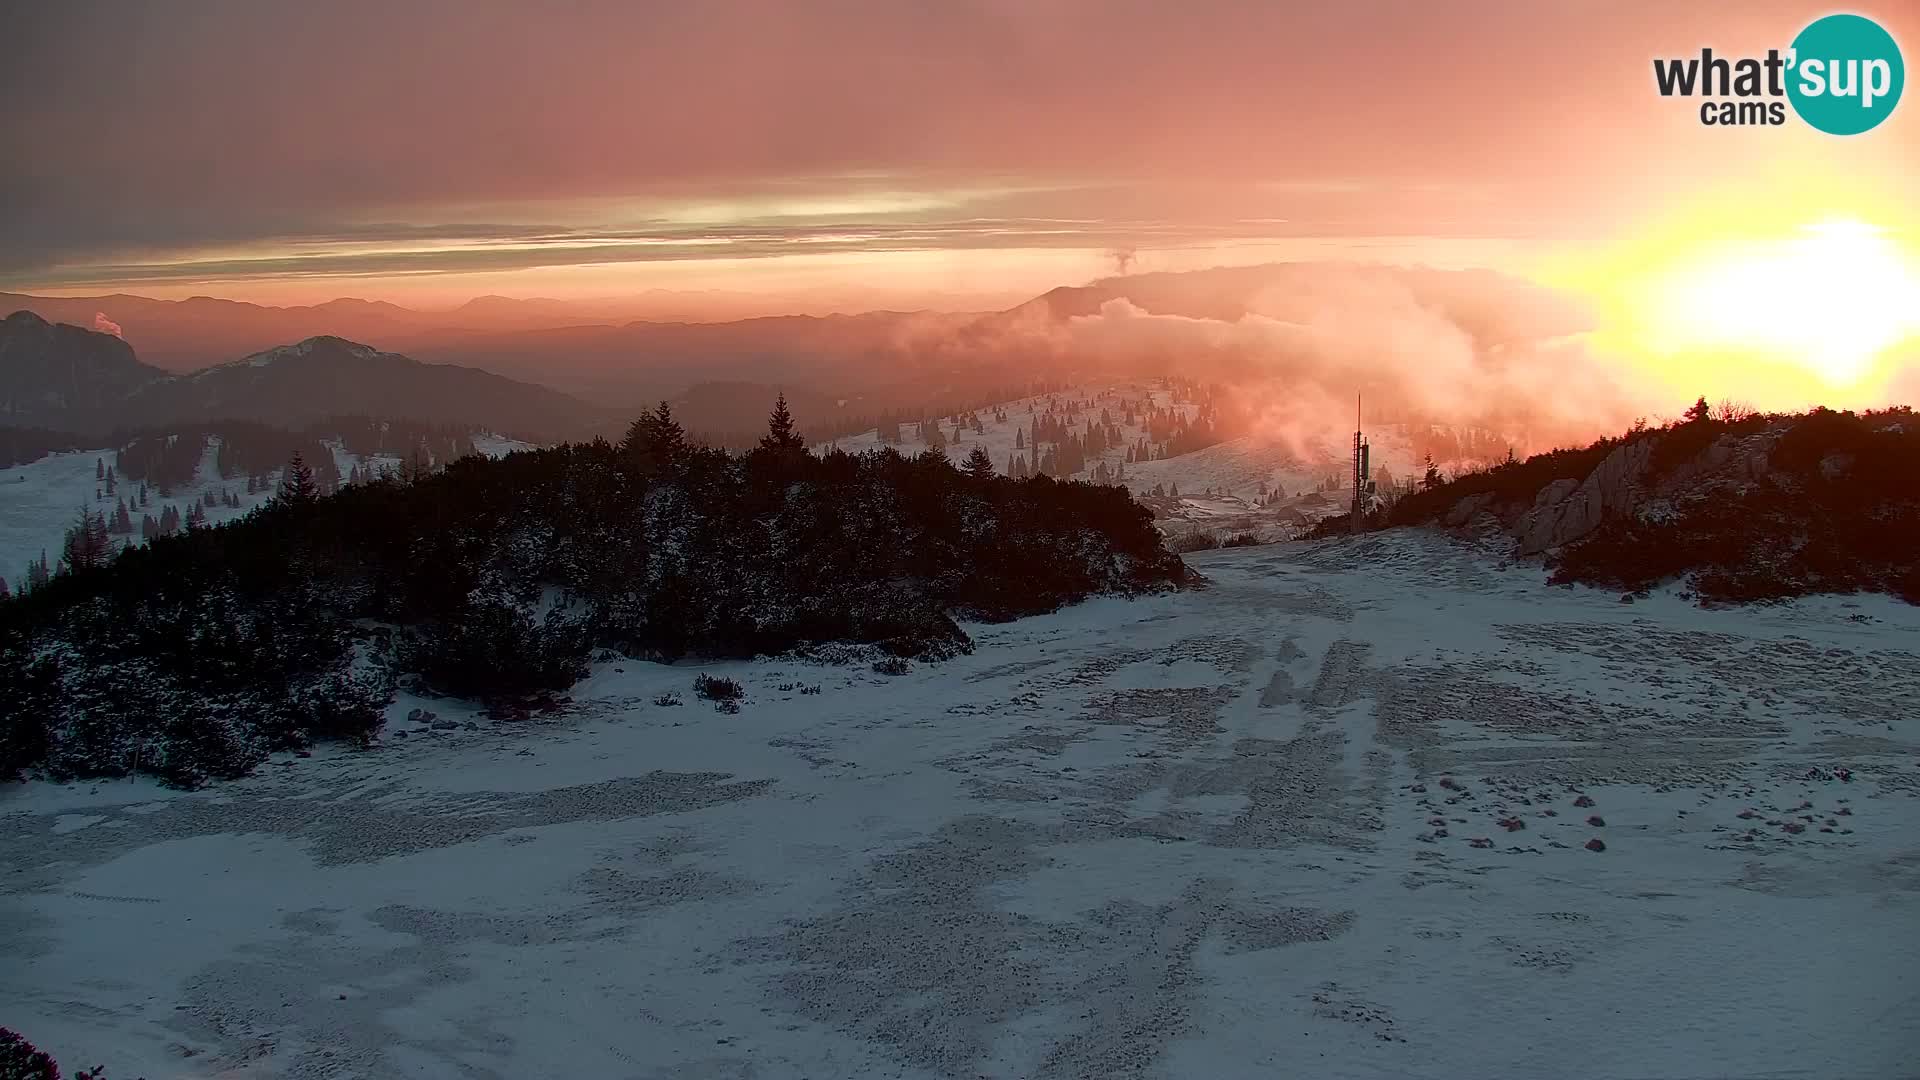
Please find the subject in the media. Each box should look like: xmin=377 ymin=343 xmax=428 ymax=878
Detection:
xmin=692 ymin=674 xmax=743 ymax=702
xmin=399 ymin=596 xmax=591 ymax=702
xmin=0 ymin=401 xmax=1193 ymax=786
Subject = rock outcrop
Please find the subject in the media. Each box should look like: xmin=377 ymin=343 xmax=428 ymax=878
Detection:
xmin=1513 ymin=438 xmax=1654 ymax=555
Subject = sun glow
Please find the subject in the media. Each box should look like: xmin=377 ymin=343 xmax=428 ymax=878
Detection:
xmin=1644 ymin=220 xmax=1920 ymax=386
xmin=1544 ymin=178 xmax=1920 ymax=414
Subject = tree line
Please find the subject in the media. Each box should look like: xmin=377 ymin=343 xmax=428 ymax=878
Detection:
xmin=0 ymin=395 xmax=1192 ymax=788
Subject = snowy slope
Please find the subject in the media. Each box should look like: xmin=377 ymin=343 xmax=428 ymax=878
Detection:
xmin=4 ymin=532 xmax=1917 ymax=1079
xmin=816 ymin=379 xmax=1387 ymax=540
xmin=0 ymin=435 xmax=537 ymax=589
xmin=818 ymin=379 xmax=1200 ymax=477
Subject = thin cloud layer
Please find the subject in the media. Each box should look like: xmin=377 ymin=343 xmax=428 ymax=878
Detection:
xmin=4 ymin=1 xmax=1913 ymax=296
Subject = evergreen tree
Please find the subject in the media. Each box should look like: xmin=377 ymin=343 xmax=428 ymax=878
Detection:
xmin=60 ymin=507 xmax=113 ymax=573
xmin=1422 ymin=454 xmax=1442 ymax=491
xmin=1684 ymin=396 xmax=1713 ymax=424
xmin=279 ymin=450 xmax=319 ymax=507
xmin=758 ymin=393 xmax=806 ymax=454
xmin=962 ymin=446 xmax=996 ymax=480
xmin=0 ymin=576 xmax=8 ymax=600
xmin=622 ymin=401 xmax=687 ymax=474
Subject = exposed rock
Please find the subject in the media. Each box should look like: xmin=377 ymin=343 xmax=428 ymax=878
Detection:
xmin=1514 ymin=439 xmax=1654 ymax=555
xmin=1442 ymin=492 xmax=1496 ymax=527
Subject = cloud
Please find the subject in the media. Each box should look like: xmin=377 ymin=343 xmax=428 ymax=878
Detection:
xmin=7 ymin=1 xmax=1912 ymax=290
xmin=931 ymin=263 xmax=1652 ymax=456
xmin=91 ymin=311 xmax=123 ymax=337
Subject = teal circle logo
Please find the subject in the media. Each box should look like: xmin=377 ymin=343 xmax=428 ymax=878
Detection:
xmin=1787 ymin=14 xmax=1904 ymax=135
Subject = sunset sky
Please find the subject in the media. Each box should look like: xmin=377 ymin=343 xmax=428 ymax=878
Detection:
xmin=4 ymin=1 xmax=1917 ymax=409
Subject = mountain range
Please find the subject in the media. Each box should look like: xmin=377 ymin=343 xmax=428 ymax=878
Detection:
xmin=0 ymin=311 xmax=604 ymax=441
xmin=1 ymin=263 xmax=1605 ymax=443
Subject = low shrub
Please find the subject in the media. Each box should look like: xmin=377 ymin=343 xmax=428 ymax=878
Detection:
xmin=693 ymin=674 xmax=744 ymax=702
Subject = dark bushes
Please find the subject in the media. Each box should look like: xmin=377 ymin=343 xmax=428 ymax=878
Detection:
xmin=1548 ymin=408 xmax=1919 ymax=603
xmin=1 ymin=418 xmax=1191 ymax=786
xmin=398 ymin=598 xmax=592 ymax=702
xmin=693 ymin=674 xmax=743 ymax=702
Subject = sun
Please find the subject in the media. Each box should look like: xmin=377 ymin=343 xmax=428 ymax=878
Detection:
xmin=1647 ymin=220 xmax=1920 ymax=386
xmin=1541 ymin=177 xmax=1920 ymax=412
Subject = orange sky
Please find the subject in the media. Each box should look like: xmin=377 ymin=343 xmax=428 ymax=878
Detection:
xmin=4 ymin=1 xmax=1917 ymax=412
xmin=3 ymin=2 xmax=1909 ymax=303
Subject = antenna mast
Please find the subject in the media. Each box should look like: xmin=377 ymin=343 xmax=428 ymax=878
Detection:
xmin=1351 ymin=392 xmax=1363 ymax=536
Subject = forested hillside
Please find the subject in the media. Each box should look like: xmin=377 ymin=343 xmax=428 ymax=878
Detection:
xmin=0 ymin=400 xmax=1192 ymax=787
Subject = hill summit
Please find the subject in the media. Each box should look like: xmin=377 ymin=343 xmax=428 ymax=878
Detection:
xmin=1356 ymin=402 xmax=1920 ymax=604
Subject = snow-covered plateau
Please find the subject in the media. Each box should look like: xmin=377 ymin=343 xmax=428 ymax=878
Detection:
xmin=4 ymin=532 xmax=1917 ymax=1079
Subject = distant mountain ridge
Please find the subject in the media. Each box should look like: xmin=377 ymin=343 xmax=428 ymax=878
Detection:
xmin=0 ymin=290 xmax=977 ymax=374
xmin=0 ymin=314 xmax=605 ymax=440
xmin=0 ymin=311 xmax=168 ymax=428
xmin=3 ymin=262 xmax=1602 ymax=443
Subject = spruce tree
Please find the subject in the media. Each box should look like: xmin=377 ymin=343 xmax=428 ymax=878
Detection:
xmin=61 ymin=507 xmax=112 ymax=573
xmin=759 ymin=393 xmax=806 ymax=454
xmin=622 ymin=401 xmax=686 ymax=474
xmin=279 ymin=451 xmax=320 ymax=506
xmin=963 ymin=446 xmax=995 ymax=480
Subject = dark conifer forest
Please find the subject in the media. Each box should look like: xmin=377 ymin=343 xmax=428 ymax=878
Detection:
xmin=0 ymin=400 xmax=1193 ymax=788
